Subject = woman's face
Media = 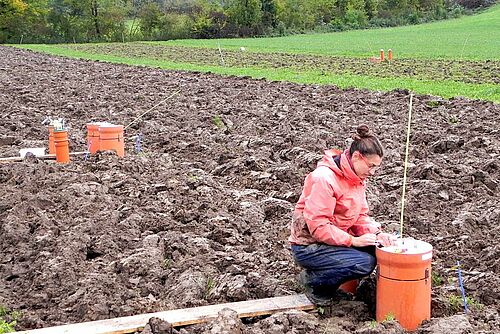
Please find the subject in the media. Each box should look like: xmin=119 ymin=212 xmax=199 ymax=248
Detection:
xmin=351 ymin=151 xmax=382 ymax=179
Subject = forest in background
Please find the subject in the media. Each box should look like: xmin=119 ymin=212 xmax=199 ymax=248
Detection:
xmin=0 ymin=0 xmax=496 ymax=44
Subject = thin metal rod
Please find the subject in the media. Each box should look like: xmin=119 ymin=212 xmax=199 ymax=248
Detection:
xmin=399 ymin=94 xmax=414 ymax=237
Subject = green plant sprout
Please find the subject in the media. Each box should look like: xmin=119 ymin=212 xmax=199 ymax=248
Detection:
xmin=204 ymin=277 xmax=216 ymax=298
xmin=162 ymin=258 xmax=171 ymax=269
xmin=0 ymin=306 xmax=19 ymax=334
xmin=432 ymin=272 xmax=444 ymax=286
xmin=383 ymin=312 xmax=396 ymax=322
xmin=447 ymin=293 xmax=483 ymax=313
xmin=425 ymin=100 xmax=441 ymax=108
xmin=448 ymin=115 xmax=460 ymax=124
xmin=212 ymin=115 xmax=224 ymax=129
xmin=0 ymin=320 xmax=16 ymax=334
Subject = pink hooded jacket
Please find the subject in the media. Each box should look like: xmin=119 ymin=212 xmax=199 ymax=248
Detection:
xmin=289 ymin=149 xmax=381 ymax=247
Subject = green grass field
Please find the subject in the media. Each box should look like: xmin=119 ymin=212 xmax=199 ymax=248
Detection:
xmin=163 ymin=4 xmax=500 ymax=60
xmin=12 ymin=5 xmax=500 ymax=102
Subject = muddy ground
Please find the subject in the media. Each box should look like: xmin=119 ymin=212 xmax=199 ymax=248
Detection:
xmin=0 ymin=46 xmax=499 ymax=333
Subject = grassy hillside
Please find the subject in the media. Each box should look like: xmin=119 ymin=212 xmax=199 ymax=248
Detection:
xmin=163 ymin=5 xmax=500 ymax=60
xmin=12 ymin=5 xmax=500 ymax=102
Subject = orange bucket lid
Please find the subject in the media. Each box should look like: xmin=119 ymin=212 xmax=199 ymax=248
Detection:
xmin=376 ymin=239 xmax=433 ymax=280
xmin=87 ymin=122 xmax=111 ymax=130
xmin=53 ymin=129 xmax=68 ymax=137
xmin=99 ymin=124 xmax=123 ymax=133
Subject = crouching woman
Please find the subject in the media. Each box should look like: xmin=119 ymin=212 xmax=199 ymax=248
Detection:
xmin=289 ymin=125 xmax=395 ymax=305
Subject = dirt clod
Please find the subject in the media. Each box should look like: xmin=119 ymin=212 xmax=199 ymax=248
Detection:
xmin=141 ymin=317 xmax=177 ymax=334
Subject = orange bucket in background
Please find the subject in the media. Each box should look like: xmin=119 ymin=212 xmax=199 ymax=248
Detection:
xmin=86 ymin=122 xmax=110 ymax=153
xmin=339 ymin=279 xmax=358 ymax=294
xmin=54 ymin=129 xmax=70 ymax=163
xmin=376 ymin=238 xmax=433 ymax=331
xmin=98 ymin=124 xmax=124 ymax=158
xmin=48 ymin=126 xmax=56 ymax=154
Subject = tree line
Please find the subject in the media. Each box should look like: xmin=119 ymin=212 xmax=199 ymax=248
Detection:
xmin=0 ymin=0 xmax=495 ymax=43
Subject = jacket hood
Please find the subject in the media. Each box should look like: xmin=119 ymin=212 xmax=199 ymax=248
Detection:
xmin=317 ymin=149 xmax=364 ymax=185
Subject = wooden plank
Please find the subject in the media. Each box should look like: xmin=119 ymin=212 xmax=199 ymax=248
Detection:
xmin=0 ymin=151 xmax=90 ymax=163
xmin=15 ymin=294 xmax=314 ymax=334
xmin=0 ymin=156 xmax=24 ymax=162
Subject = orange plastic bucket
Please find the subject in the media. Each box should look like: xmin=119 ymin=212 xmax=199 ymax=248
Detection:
xmin=98 ymin=124 xmax=124 ymax=157
xmin=54 ymin=129 xmax=70 ymax=163
xmin=48 ymin=126 xmax=56 ymax=154
xmin=86 ymin=122 xmax=109 ymax=153
xmin=339 ymin=279 xmax=358 ymax=294
xmin=376 ymin=239 xmax=432 ymax=331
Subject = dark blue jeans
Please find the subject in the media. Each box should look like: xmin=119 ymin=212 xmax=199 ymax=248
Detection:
xmin=291 ymin=243 xmax=376 ymax=296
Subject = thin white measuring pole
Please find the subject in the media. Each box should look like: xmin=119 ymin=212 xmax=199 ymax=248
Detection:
xmin=399 ymin=94 xmax=414 ymax=237
xmin=217 ymin=41 xmax=225 ymax=67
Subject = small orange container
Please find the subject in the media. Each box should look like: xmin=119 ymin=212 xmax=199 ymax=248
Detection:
xmin=99 ymin=124 xmax=124 ymax=157
xmin=54 ymin=129 xmax=70 ymax=163
xmin=48 ymin=126 xmax=56 ymax=154
xmin=376 ymin=239 xmax=433 ymax=331
xmin=339 ymin=279 xmax=358 ymax=294
xmin=380 ymin=49 xmax=385 ymax=61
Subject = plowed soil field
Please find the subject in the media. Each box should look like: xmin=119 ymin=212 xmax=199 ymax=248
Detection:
xmin=0 ymin=46 xmax=499 ymax=334
xmin=66 ymin=43 xmax=500 ymax=84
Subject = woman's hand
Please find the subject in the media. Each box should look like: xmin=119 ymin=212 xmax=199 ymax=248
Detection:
xmin=352 ymin=233 xmax=377 ymax=247
xmin=376 ymin=232 xmax=397 ymax=247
